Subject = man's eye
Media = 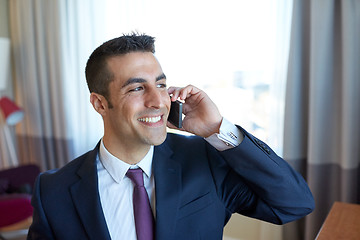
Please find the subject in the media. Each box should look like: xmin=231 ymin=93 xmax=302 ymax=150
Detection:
xmin=157 ymin=83 xmax=167 ymax=88
xmin=129 ymin=86 xmax=144 ymax=92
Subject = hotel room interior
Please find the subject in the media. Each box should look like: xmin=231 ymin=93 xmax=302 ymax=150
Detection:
xmin=0 ymin=0 xmax=359 ymax=239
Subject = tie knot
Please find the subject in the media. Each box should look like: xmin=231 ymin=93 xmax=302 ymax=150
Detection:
xmin=126 ymin=168 xmax=144 ymax=187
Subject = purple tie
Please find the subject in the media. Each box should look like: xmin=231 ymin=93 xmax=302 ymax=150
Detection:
xmin=126 ymin=168 xmax=155 ymax=240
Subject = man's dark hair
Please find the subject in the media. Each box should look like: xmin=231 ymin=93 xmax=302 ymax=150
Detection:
xmin=85 ymin=32 xmax=155 ymax=107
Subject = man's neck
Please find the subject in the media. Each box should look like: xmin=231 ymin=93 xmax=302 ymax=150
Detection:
xmin=102 ymin=137 xmax=151 ymax=165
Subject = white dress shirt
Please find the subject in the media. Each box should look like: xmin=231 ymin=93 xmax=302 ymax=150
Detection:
xmin=97 ymin=118 xmax=241 ymax=240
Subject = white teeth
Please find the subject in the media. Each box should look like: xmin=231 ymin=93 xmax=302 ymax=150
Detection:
xmin=138 ymin=116 xmax=161 ymax=123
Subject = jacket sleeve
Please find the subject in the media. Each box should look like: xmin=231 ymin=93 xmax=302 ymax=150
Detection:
xmin=210 ymin=127 xmax=314 ymax=225
xmin=27 ymin=173 xmax=55 ymax=240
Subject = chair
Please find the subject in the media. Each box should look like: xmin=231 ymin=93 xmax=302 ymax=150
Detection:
xmin=0 ymin=164 xmax=40 ymax=240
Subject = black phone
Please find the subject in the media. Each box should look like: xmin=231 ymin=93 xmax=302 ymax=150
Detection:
xmin=168 ymin=100 xmax=183 ymax=128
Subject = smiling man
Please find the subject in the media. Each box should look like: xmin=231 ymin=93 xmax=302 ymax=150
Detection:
xmin=28 ymin=33 xmax=314 ymax=240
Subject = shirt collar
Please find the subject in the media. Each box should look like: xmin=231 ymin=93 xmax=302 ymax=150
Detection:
xmin=99 ymin=139 xmax=154 ymax=183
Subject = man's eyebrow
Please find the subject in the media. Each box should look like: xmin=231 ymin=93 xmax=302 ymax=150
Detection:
xmin=121 ymin=78 xmax=146 ymax=88
xmin=156 ymin=73 xmax=166 ymax=81
xmin=122 ymin=73 xmax=167 ymax=88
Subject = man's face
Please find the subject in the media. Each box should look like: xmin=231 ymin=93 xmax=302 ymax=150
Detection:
xmin=104 ymin=52 xmax=170 ymax=148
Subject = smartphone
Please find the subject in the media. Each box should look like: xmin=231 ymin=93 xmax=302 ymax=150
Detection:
xmin=168 ymin=100 xmax=183 ymax=128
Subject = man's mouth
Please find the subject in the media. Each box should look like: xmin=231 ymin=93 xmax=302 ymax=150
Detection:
xmin=138 ymin=115 xmax=162 ymax=123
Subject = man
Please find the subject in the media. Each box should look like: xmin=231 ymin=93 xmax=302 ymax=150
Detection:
xmin=28 ymin=33 xmax=314 ymax=240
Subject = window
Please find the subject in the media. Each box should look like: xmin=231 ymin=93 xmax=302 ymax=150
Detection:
xmin=100 ymin=0 xmax=292 ymax=155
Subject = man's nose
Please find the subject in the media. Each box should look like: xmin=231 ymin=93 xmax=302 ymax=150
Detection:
xmin=144 ymin=87 xmax=163 ymax=109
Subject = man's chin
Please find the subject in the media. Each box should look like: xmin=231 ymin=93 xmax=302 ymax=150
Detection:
xmin=142 ymin=128 xmax=167 ymax=146
xmin=151 ymin=134 xmax=167 ymax=146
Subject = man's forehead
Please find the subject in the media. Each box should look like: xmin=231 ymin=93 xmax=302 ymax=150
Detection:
xmin=105 ymin=53 xmax=165 ymax=87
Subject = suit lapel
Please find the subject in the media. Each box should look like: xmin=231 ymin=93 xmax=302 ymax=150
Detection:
xmin=69 ymin=143 xmax=111 ymax=240
xmin=153 ymin=141 xmax=182 ymax=240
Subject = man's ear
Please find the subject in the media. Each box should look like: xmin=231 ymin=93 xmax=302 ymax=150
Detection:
xmin=90 ymin=92 xmax=108 ymax=116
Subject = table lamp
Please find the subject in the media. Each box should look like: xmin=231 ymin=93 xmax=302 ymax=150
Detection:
xmin=0 ymin=97 xmax=24 ymax=125
xmin=0 ymin=97 xmax=24 ymax=167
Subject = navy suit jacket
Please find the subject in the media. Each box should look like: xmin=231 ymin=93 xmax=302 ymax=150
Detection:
xmin=28 ymin=129 xmax=314 ymax=240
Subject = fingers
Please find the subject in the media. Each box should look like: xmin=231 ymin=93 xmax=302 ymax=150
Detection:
xmin=167 ymin=84 xmax=222 ymax=137
xmin=168 ymin=85 xmax=201 ymax=102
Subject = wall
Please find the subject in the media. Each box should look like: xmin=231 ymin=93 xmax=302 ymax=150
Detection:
xmin=0 ymin=0 xmax=9 ymax=37
xmin=0 ymin=0 xmax=12 ymax=96
xmin=0 ymin=0 xmax=17 ymax=169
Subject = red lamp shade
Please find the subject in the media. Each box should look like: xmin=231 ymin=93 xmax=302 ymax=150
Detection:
xmin=0 ymin=96 xmax=24 ymax=125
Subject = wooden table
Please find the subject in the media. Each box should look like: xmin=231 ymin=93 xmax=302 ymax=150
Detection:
xmin=316 ymin=201 xmax=360 ymax=240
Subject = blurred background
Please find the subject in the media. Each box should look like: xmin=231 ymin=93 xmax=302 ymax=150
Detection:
xmin=0 ymin=0 xmax=359 ymax=239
